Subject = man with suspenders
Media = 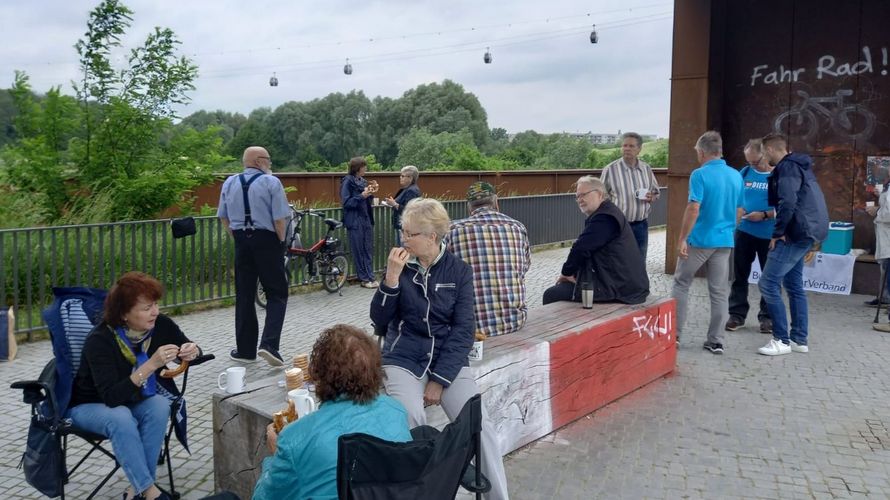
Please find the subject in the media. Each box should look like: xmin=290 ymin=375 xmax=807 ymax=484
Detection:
xmin=218 ymin=146 xmax=291 ymax=366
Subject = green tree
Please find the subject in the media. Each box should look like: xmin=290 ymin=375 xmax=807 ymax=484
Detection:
xmin=534 ymin=135 xmax=592 ymax=169
xmin=2 ymin=0 xmax=222 ymax=223
xmin=395 ymin=128 xmax=478 ymax=170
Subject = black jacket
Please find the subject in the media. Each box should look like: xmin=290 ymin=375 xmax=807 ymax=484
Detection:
xmin=562 ymin=200 xmax=649 ymax=304
xmin=391 ymin=184 xmax=421 ymax=229
xmin=70 ymin=315 xmax=191 ymax=408
xmin=768 ymin=153 xmax=829 ymax=242
xmin=371 ymin=250 xmax=475 ymax=387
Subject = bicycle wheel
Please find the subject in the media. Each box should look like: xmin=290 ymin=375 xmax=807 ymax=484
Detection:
xmin=257 ymin=255 xmax=292 ymax=308
xmin=256 ymin=279 xmax=267 ymax=309
xmin=322 ymin=255 xmax=349 ymax=293
xmin=832 ymin=106 xmax=876 ymax=141
xmin=774 ymin=109 xmax=817 ymax=142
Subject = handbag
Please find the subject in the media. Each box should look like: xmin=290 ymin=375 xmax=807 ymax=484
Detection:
xmin=21 ymin=415 xmax=66 ymax=498
xmin=171 ymin=217 xmax=197 ymax=239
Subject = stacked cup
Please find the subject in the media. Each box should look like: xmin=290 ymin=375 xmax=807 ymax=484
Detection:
xmin=285 ymin=367 xmax=304 ymax=391
xmin=294 ymin=354 xmax=311 ymax=382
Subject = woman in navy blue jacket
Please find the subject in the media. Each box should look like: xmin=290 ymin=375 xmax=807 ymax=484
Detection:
xmin=370 ymin=198 xmax=509 ymax=500
xmin=340 ymin=156 xmax=377 ymax=288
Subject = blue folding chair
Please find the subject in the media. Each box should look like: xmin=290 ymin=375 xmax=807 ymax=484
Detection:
xmin=11 ymin=287 xmax=213 ymax=499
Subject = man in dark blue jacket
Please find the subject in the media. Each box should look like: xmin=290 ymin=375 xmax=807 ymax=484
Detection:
xmin=756 ymin=133 xmax=829 ymax=356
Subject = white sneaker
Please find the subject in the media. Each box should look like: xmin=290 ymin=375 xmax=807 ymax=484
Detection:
xmin=757 ymin=338 xmax=791 ymax=356
xmin=789 ymin=341 xmax=809 ymax=353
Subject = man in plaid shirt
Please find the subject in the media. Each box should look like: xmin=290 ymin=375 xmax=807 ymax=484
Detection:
xmin=445 ymin=182 xmax=531 ymax=337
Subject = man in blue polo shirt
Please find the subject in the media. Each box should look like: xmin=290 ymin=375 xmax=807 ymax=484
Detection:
xmin=672 ymin=131 xmax=744 ymax=355
xmin=726 ymin=139 xmax=775 ymax=334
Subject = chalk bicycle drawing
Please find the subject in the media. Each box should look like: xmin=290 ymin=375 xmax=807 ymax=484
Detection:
xmin=256 ymin=206 xmax=349 ymax=308
xmin=773 ymin=89 xmax=875 ymax=142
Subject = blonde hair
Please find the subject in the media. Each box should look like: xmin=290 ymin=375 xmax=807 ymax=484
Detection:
xmin=401 ymin=198 xmax=451 ymax=242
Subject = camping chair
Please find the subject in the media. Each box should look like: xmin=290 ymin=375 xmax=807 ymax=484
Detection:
xmin=10 ymin=286 xmax=213 ymax=499
xmin=336 ymin=394 xmax=491 ymax=500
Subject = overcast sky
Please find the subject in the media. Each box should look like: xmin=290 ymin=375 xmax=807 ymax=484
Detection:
xmin=1 ymin=0 xmax=674 ymax=136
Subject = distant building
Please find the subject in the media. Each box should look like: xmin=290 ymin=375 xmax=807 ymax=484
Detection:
xmin=503 ymin=131 xmax=658 ymax=145
xmin=563 ymin=131 xmax=659 ymax=146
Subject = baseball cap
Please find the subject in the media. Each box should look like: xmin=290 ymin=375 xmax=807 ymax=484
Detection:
xmin=466 ymin=181 xmax=496 ymax=201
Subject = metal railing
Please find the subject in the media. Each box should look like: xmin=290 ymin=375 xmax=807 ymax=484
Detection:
xmin=2 ymin=189 xmax=667 ymax=339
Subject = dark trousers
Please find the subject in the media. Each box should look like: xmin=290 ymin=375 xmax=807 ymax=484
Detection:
xmin=629 ymin=219 xmax=649 ymax=262
xmin=728 ymin=230 xmax=771 ymax=322
xmin=348 ymin=224 xmax=375 ymax=282
xmin=542 ymin=282 xmax=579 ymax=305
xmin=233 ymin=230 xmax=287 ymax=356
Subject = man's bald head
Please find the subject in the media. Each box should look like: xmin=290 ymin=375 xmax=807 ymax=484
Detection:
xmin=243 ymin=146 xmax=271 ymax=172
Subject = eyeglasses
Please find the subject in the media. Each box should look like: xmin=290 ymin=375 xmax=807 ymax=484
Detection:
xmin=400 ymin=229 xmax=425 ymax=239
xmin=399 ymin=174 xmax=412 ymax=178
xmin=575 ymin=189 xmax=596 ymax=200
xmin=257 ymin=156 xmax=271 ymax=161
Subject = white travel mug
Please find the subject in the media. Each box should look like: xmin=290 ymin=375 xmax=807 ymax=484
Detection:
xmin=218 ymin=366 xmax=246 ymax=394
xmin=288 ymin=388 xmax=318 ymax=416
xmin=581 ymin=289 xmax=594 ymax=309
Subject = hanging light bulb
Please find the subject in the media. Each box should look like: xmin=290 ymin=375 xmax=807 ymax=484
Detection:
xmin=589 ymin=25 xmax=598 ymax=44
xmin=269 ymin=72 xmax=279 ymax=87
xmin=344 ymin=58 xmax=353 ymax=75
xmin=483 ymin=47 xmax=492 ymax=64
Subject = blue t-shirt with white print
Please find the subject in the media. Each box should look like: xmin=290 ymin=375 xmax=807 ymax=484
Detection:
xmin=737 ymin=166 xmax=775 ymax=240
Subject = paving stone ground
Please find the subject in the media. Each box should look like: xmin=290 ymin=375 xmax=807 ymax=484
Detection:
xmin=2 ymin=229 xmax=889 ymax=499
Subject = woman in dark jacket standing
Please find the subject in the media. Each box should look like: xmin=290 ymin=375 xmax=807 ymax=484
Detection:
xmin=382 ymin=165 xmax=421 ymax=246
xmin=68 ymin=272 xmax=202 ymax=500
xmin=370 ymin=198 xmax=509 ymax=500
xmin=340 ymin=156 xmax=378 ymax=288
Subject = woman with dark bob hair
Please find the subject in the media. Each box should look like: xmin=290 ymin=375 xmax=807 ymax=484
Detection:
xmin=68 ymin=272 xmax=202 ymax=500
xmin=340 ymin=156 xmax=378 ymax=288
xmin=253 ymin=324 xmax=411 ymax=500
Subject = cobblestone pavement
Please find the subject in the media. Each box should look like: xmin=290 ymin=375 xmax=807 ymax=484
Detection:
xmin=2 ymin=229 xmax=889 ymax=499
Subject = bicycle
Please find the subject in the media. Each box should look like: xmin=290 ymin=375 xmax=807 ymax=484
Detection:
xmin=773 ymin=89 xmax=876 ymax=142
xmin=256 ymin=207 xmax=349 ymax=308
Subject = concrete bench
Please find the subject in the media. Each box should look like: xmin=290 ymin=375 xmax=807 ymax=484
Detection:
xmin=212 ymin=297 xmax=676 ymax=499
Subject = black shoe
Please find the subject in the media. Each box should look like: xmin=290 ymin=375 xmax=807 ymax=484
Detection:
xmin=759 ymin=319 xmax=773 ymax=334
xmin=724 ymin=317 xmax=744 ymax=331
xmin=230 ymin=349 xmax=256 ymax=363
xmin=257 ymin=347 xmax=285 ymax=367
xmin=703 ymin=341 xmax=724 ymax=354
xmin=864 ymin=298 xmax=889 ymax=307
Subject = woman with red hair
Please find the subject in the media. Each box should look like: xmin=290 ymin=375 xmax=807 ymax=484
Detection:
xmin=68 ymin=272 xmax=201 ymax=500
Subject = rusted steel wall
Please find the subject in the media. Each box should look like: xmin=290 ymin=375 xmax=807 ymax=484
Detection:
xmin=667 ymin=0 xmax=890 ymax=272
xmin=192 ymin=169 xmax=669 ymax=208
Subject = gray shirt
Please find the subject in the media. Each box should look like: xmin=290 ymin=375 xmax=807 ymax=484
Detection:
xmin=217 ymin=168 xmax=290 ymax=232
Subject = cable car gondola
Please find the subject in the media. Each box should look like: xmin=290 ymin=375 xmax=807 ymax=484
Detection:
xmin=344 ymin=58 xmax=353 ymax=75
xmin=269 ymin=72 xmax=278 ymax=87
xmin=483 ymin=47 xmax=492 ymax=64
xmin=590 ymin=25 xmax=598 ymax=44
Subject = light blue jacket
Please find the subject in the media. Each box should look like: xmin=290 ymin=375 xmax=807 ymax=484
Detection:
xmin=252 ymin=394 xmax=411 ymax=500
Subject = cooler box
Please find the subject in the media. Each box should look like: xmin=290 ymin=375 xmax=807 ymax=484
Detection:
xmin=822 ymin=222 xmax=854 ymax=255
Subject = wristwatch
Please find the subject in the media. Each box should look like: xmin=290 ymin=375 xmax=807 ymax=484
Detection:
xmin=762 ymin=211 xmax=769 ymax=219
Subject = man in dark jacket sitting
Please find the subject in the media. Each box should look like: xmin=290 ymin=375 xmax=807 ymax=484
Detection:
xmin=543 ymin=176 xmax=650 ymax=305
xmin=756 ymin=133 xmax=829 ymax=356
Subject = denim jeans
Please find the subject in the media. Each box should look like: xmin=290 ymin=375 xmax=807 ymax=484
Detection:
xmin=629 ymin=219 xmax=649 ymax=262
xmin=67 ymin=395 xmax=170 ymax=493
xmin=348 ymin=224 xmax=375 ymax=282
xmin=758 ymin=239 xmax=813 ymax=345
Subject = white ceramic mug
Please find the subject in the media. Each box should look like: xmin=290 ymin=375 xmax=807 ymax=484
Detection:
xmin=218 ymin=366 xmax=246 ymax=394
xmin=288 ymin=388 xmax=318 ymax=416
xmin=468 ymin=341 xmax=484 ymax=361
